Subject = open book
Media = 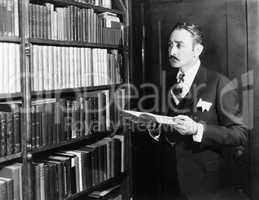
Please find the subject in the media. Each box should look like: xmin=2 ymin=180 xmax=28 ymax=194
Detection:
xmin=121 ymin=110 xmax=177 ymax=125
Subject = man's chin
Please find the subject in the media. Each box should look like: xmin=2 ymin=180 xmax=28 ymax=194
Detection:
xmin=169 ymin=63 xmax=181 ymax=68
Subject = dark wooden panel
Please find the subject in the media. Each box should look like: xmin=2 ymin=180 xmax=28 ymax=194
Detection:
xmin=132 ymin=0 xmax=257 ymax=199
xmin=247 ymin=0 xmax=259 ymax=199
xmin=139 ymin=0 xmax=252 ymax=196
xmin=226 ymin=0 xmax=247 ymax=78
xmin=145 ymin=0 xmax=229 ymax=116
xmin=147 ymin=0 xmax=228 ymax=80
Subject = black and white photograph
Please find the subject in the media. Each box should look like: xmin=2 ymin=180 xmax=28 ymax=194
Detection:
xmin=0 ymin=0 xmax=258 ymax=200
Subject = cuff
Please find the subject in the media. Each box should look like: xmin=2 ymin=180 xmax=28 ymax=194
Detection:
xmin=192 ymin=123 xmax=204 ymax=142
xmin=147 ymin=125 xmax=161 ymax=141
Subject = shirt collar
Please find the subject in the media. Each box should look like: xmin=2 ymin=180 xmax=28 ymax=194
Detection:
xmin=177 ymin=59 xmax=201 ymax=82
xmin=174 ymin=59 xmax=201 ymax=99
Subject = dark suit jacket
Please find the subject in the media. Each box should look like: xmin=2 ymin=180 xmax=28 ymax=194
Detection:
xmin=160 ymin=65 xmax=248 ymax=199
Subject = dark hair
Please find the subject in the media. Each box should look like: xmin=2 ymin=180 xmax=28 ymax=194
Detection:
xmin=172 ymin=22 xmax=203 ymax=45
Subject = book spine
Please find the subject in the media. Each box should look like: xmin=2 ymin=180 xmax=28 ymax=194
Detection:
xmin=31 ymin=105 xmax=36 ymax=150
xmin=0 ymin=113 xmax=7 ymax=156
xmin=34 ymin=164 xmax=41 ymax=200
xmin=48 ymin=46 xmax=54 ymax=90
xmin=53 ymin=46 xmax=58 ymax=90
xmin=35 ymin=105 xmax=41 ymax=149
xmin=6 ymin=179 xmax=14 ymax=200
xmin=41 ymin=104 xmax=47 ymax=147
xmin=65 ymin=159 xmax=72 ymax=196
xmin=65 ymin=100 xmax=72 ymax=140
xmin=61 ymin=47 xmax=66 ymax=89
xmin=54 ymin=102 xmax=61 ymax=145
xmin=6 ymin=112 xmax=14 ymax=155
xmin=85 ymin=151 xmax=92 ymax=188
xmin=13 ymin=104 xmax=21 ymax=153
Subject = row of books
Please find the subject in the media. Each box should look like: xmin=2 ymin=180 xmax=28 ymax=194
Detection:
xmin=33 ymin=135 xmax=124 ymax=200
xmin=111 ymin=86 xmax=127 ymax=123
xmin=31 ymin=45 xmax=122 ymax=92
xmin=0 ymin=0 xmax=19 ymax=37
xmin=29 ymin=3 xmax=122 ymax=44
xmin=0 ymin=163 xmax=23 ymax=200
xmin=0 ymin=87 xmax=127 ymax=156
xmin=0 ymin=103 xmax=21 ymax=157
xmin=0 ymin=42 xmax=21 ymax=94
xmin=74 ymin=0 xmax=112 ymax=9
xmin=30 ymin=90 xmax=111 ymax=150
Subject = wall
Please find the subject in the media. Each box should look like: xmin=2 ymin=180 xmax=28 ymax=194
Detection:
xmin=247 ymin=0 xmax=259 ymax=199
xmin=131 ymin=0 xmax=259 ymax=199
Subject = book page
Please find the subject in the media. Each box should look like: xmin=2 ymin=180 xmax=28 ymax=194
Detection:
xmin=122 ymin=110 xmax=177 ymax=125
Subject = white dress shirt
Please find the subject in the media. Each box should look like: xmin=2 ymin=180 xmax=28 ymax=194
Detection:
xmin=175 ymin=59 xmax=204 ymax=142
xmin=171 ymin=59 xmax=200 ymax=104
xmin=149 ymin=60 xmax=204 ymax=142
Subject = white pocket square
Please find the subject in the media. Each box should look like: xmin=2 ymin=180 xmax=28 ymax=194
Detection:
xmin=196 ymin=98 xmax=212 ymax=112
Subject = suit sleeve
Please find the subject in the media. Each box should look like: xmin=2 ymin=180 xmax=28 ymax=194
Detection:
xmin=201 ymin=75 xmax=248 ymax=147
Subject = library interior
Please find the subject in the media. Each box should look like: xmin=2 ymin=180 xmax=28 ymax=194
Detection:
xmin=0 ymin=0 xmax=259 ymax=200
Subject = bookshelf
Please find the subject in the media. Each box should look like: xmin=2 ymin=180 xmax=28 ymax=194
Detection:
xmin=0 ymin=153 xmax=22 ymax=164
xmin=66 ymin=173 xmax=125 ymax=200
xmin=38 ymin=0 xmax=125 ymax=15
xmin=29 ymin=38 xmax=122 ymax=49
xmin=0 ymin=36 xmax=21 ymax=43
xmin=0 ymin=0 xmax=132 ymax=200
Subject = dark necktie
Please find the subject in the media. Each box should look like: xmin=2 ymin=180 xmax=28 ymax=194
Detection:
xmin=178 ymin=72 xmax=185 ymax=83
xmin=172 ymin=71 xmax=185 ymax=96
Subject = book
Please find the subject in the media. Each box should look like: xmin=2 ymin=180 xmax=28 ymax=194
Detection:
xmin=0 ymin=177 xmax=14 ymax=200
xmin=121 ymin=110 xmax=177 ymax=125
xmin=54 ymin=152 xmax=79 ymax=195
xmin=0 ymin=163 xmax=22 ymax=200
xmin=113 ymin=135 xmax=124 ymax=173
xmin=45 ymin=160 xmax=64 ymax=200
xmin=0 ymin=102 xmax=21 ymax=155
xmin=48 ymin=155 xmax=72 ymax=197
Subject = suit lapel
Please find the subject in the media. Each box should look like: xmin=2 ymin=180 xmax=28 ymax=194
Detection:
xmin=191 ymin=65 xmax=208 ymax=90
xmin=190 ymin=65 xmax=208 ymax=99
xmin=166 ymin=65 xmax=208 ymax=115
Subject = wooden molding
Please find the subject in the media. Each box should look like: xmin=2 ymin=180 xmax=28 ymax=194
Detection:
xmin=113 ymin=0 xmax=127 ymax=12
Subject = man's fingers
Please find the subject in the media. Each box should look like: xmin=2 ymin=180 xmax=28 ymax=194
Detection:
xmin=174 ymin=118 xmax=185 ymax=125
xmin=174 ymin=124 xmax=185 ymax=130
xmin=174 ymin=125 xmax=186 ymax=135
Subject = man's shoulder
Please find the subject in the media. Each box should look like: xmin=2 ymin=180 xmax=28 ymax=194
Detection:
xmin=200 ymin=66 xmax=230 ymax=82
xmin=200 ymin=66 xmax=235 ymax=91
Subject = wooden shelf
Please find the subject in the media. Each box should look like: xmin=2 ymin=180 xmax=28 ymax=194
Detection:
xmin=65 ymin=173 xmax=125 ymax=200
xmin=3 ymin=1 xmax=131 ymax=200
xmin=29 ymin=38 xmax=122 ymax=49
xmin=32 ymin=84 xmax=122 ymax=98
xmin=0 ymin=83 xmax=124 ymax=100
xmin=0 ymin=36 xmax=21 ymax=43
xmin=32 ymin=131 xmax=110 ymax=154
xmin=40 ymin=0 xmax=124 ymax=15
xmin=0 ymin=93 xmax=22 ymax=101
xmin=0 ymin=152 xmax=22 ymax=164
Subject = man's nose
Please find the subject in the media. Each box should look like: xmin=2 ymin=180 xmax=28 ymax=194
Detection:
xmin=169 ymin=46 xmax=177 ymax=55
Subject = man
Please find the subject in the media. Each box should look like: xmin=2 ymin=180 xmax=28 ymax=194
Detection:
xmin=142 ymin=22 xmax=248 ymax=200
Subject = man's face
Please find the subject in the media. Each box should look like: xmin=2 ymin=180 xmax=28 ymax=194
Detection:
xmin=168 ymin=28 xmax=197 ymax=69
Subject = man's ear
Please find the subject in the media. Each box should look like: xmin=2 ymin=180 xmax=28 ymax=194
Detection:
xmin=194 ymin=44 xmax=204 ymax=57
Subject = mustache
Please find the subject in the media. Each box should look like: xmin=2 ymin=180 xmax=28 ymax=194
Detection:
xmin=169 ymin=55 xmax=179 ymax=61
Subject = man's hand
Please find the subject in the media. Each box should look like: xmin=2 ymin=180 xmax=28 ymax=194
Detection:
xmin=138 ymin=114 xmax=161 ymax=141
xmin=173 ymin=115 xmax=198 ymax=135
xmin=138 ymin=114 xmax=159 ymax=130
